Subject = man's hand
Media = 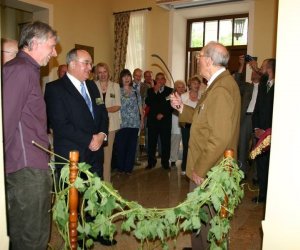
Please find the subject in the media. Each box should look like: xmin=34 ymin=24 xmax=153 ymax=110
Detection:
xmin=254 ymin=128 xmax=265 ymax=139
xmin=89 ymin=133 xmax=105 ymax=151
xmin=170 ymin=92 xmax=183 ymax=112
xmin=156 ymin=113 xmax=164 ymax=120
xmin=248 ymin=60 xmax=260 ymax=73
xmin=192 ymin=171 xmax=205 ymax=186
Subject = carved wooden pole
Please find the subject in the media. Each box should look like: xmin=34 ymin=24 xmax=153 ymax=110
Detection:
xmin=69 ymin=151 xmax=79 ymax=250
xmin=220 ymin=149 xmax=233 ymax=219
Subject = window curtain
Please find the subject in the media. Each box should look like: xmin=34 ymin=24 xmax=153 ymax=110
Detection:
xmin=113 ymin=12 xmax=130 ymax=82
xmin=125 ymin=11 xmax=146 ymax=74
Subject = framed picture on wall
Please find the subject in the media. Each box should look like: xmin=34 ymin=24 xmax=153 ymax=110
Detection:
xmin=75 ymin=44 xmax=94 ymax=62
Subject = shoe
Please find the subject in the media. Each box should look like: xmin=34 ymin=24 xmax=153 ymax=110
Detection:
xmin=135 ymin=161 xmax=141 ymax=166
xmin=252 ymin=196 xmax=266 ymax=203
xmin=162 ymin=164 xmax=170 ymax=170
xmin=182 ymin=248 xmax=192 ymax=250
xmin=171 ymin=161 xmax=176 ymax=167
xmin=145 ymin=165 xmax=153 ymax=170
xmin=94 ymin=235 xmax=117 ymax=246
xmin=252 ymin=178 xmax=259 ymax=186
xmin=181 ymin=171 xmax=186 ymax=176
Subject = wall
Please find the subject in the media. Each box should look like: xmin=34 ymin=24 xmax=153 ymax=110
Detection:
xmin=252 ymin=0 xmax=278 ymax=63
xmin=111 ymin=0 xmax=170 ymax=80
xmin=262 ymin=0 xmax=300 ymax=248
xmin=40 ymin=0 xmax=114 ymax=75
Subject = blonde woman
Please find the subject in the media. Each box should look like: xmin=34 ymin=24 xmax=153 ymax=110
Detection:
xmin=95 ymin=62 xmax=121 ymax=182
xmin=180 ymin=75 xmax=206 ymax=175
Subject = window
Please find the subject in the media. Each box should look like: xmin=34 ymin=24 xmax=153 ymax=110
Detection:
xmin=125 ymin=11 xmax=146 ymax=74
xmin=186 ymin=14 xmax=248 ymax=80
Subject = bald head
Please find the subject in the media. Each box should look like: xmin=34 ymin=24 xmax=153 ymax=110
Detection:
xmin=202 ymin=41 xmax=230 ymax=67
xmin=1 ymin=38 xmax=18 ymax=65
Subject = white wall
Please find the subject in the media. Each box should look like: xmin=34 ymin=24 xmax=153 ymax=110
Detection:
xmin=262 ymin=0 xmax=300 ymax=248
xmin=169 ymin=0 xmax=254 ymax=81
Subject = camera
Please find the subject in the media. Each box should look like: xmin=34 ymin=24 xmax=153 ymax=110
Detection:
xmin=245 ymin=54 xmax=254 ymax=62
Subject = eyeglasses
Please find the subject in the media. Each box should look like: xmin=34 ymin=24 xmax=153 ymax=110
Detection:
xmin=76 ymin=59 xmax=93 ymax=67
xmin=196 ymin=54 xmax=207 ymax=63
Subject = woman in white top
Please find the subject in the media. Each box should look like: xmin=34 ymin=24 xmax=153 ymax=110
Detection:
xmin=180 ymin=75 xmax=207 ymax=175
xmin=95 ymin=62 xmax=121 ymax=182
xmin=170 ymin=80 xmax=186 ymax=167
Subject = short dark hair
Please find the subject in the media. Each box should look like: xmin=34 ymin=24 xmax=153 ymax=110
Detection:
xmin=119 ymin=69 xmax=132 ymax=87
xmin=19 ymin=21 xmax=57 ymax=50
xmin=266 ymin=58 xmax=276 ymax=74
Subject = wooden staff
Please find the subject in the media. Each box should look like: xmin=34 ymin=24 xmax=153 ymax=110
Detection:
xmin=220 ymin=149 xmax=233 ymax=218
xmin=69 ymin=151 xmax=79 ymax=250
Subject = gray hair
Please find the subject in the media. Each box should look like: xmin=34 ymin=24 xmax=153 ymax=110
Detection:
xmin=202 ymin=41 xmax=230 ymax=67
xmin=66 ymin=48 xmax=79 ymax=65
xmin=19 ymin=21 xmax=57 ymax=50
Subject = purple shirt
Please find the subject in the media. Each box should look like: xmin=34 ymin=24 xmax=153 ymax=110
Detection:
xmin=3 ymin=51 xmax=49 ymax=174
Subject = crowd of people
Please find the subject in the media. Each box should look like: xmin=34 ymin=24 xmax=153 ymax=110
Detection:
xmin=1 ymin=20 xmax=275 ymax=250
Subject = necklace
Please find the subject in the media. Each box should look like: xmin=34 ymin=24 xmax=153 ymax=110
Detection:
xmin=99 ymin=81 xmax=108 ymax=93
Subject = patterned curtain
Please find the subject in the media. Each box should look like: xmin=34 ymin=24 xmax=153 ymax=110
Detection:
xmin=113 ymin=13 xmax=130 ymax=82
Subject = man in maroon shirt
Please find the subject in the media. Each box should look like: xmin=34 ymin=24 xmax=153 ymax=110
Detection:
xmin=3 ymin=21 xmax=57 ymax=250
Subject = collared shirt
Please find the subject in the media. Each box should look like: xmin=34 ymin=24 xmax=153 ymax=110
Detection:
xmin=66 ymin=72 xmax=91 ymax=100
xmin=267 ymin=79 xmax=274 ymax=88
xmin=3 ymin=51 xmax=49 ymax=173
xmin=247 ymin=82 xmax=259 ymax=113
xmin=207 ymin=67 xmax=226 ymax=87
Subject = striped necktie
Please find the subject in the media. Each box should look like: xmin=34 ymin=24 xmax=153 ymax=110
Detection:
xmin=80 ymin=83 xmax=94 ymax=118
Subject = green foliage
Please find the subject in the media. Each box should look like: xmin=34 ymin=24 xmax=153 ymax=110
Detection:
xmin=51 ymin=157 xmax=244 ymax=250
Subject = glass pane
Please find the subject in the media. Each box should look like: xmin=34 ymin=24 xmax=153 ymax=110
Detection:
xmin=190 ymin=22 xmax=204 ymax=48
xmin=204 ymin=21 xmax=218 ymax=45
xmin=233 ymin=17 xmax=248 ymax=45
xmin=219 ymin=19 xmax=233 ymax=46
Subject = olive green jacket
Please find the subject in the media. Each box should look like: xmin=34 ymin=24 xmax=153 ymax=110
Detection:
xmin=179 ymin=70 xmax=241 ymax=179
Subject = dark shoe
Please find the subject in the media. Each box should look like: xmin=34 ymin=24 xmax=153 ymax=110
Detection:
xmin=252 ymin=196 xmax=266 ymax=203
xmin=145 ymin=165 xmax=153 ymax=170
xmin=182 ymin=248 xmax=192 ymax=250
xmin=95 ymin=235 xmax=117 ymax=246
xmin=162 ymin=165 xmax=171 ymax=170
xmin=135 ymin=161 xmax=141 ymax=166
xmin=171 ymin=161 xmax=176 ymax=167
xmin=252 ymin=178 xmax=259 ymax=186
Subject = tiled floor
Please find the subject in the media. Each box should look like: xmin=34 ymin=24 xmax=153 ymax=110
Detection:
xmin=49 ymin=159 xmax=264 ymax=250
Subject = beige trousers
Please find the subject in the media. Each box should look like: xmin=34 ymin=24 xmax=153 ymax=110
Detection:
xmin=103 ymin=130 xmax=116 ymax=182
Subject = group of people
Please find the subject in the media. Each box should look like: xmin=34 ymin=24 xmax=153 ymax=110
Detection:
xmin=2 ymin=20 xmax=275 ymax=250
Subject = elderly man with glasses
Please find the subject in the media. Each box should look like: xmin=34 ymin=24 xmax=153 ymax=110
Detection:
xmin=171 ymin=41 xmax=241 ymax=250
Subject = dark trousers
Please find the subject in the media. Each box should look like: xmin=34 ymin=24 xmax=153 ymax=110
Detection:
xmin=238 ymin=115 xmax=253 ymax=173
xmin=190 ymin=181 xmax=217 ymax=250
xmin=255 ymin=150 xmax=270 ymax=199
xmin=115 ymin=127 xmax=139 ymax=173
xmin=181 ymin=125 xmax=191 ymax=172
xmin=6 ymin=167 xmax=52 ymax=250
xmin=147 ymin=126 xmax=171 ymax=167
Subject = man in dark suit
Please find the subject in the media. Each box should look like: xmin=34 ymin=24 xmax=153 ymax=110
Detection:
xmin=252 ymin=58 xmax=276 ymax=203
xmin=145 ymin=72 xmax=173 ymax=169
xmin=235 ymin=55 xmax=262 ymax=175
xmin=45 ymin=48 xmax=108 ymax=178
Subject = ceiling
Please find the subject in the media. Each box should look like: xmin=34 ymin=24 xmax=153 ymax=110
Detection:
xmin=1 ymin=0 xmax=45 ymax=12
xmin=156 ymin=0 xmax=245 ymax=10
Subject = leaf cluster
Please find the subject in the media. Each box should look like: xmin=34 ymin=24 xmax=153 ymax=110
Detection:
xmin=51 ymin=157 xmax=244 ymax=250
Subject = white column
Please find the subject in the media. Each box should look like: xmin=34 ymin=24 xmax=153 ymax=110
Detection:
xmin=262 ymin=0 xmax=300 ymax=249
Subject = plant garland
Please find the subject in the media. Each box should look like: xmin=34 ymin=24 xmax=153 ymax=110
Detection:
xmin=51 ymin=156 xmax=244 ymax=250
